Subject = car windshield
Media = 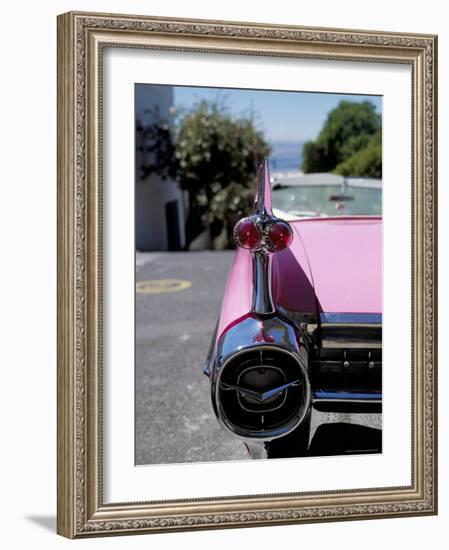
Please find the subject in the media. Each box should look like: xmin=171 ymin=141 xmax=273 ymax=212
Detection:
xmin=271 ymin=174 xmax=382 ymax=219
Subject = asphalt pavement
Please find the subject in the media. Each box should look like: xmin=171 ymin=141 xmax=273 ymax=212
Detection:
xmin=135 ymin=250 xmax=248 ymax=465
xmin=135 ymin=250 xmax=381 ymax=465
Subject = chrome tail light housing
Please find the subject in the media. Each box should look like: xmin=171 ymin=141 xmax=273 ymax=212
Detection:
xmin=210 ymin=315 xmax=311 ymax=441
xmin=208 ymin=159 xmax=311 ymax=441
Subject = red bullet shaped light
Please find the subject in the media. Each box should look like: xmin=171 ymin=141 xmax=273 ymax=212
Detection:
xmin=267 ymin=220 xmax=293 ymax=251
xmin=234 ymin=217 xmax=262 ymax=250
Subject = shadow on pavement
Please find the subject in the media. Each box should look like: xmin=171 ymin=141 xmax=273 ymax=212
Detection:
xmin=309 ymin=423 xmax=382 ymax=456
xmin=267 ymin=423 xmax=382 ymax=459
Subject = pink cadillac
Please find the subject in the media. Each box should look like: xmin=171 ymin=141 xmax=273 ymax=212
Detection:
xmin=204 ymin=159 xmax=382 ymax=459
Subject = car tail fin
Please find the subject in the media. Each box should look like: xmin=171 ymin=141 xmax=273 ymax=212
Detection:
xmin=233 ymin=158 xmax=294 ymax=315
xmin=254 ymin=157 xmax=273 ymax=217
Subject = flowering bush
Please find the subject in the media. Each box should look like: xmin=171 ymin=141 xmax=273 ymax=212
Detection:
xmin=138 ymin=100 xmax=270 ymax=248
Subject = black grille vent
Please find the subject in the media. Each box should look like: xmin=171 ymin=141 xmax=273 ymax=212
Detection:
xmin=311 ymin=348 xmax=381 ymax=392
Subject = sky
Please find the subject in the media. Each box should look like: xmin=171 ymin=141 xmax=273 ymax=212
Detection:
xmin=173 ymin=86 xmax=382 ymax=143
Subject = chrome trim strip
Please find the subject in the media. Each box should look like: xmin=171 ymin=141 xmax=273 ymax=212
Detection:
xmin=313 ymin=399 xmax=382 ymax=405
xmin=320 ymin=312 xmax=382 ymax=324
xmin=222 ymin=378 xmax=301 ymax=403
xmin=252 ymin=252 xmax=275 ymax=314
xmin=313 ymin=390 xmax=382 ymax=401
xmin=321 ymin=340 xmax=382 ymax=349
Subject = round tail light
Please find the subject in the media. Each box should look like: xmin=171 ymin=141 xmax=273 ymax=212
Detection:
xmin=234 ymin=218 xmax=262 ymax=251
xmin=267 ymin=221 xmax=293 ymax=251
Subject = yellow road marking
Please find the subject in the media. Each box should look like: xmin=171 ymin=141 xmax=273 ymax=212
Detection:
xmin=136 ymin=279 xmax=192 ymax=294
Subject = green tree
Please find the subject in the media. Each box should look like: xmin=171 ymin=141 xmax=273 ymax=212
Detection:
xmin=334 ymin=129 xmax=382 ymax=177
xmin=138 ymin=101 xmax=270 ymax=248
xmin=175 ymin=101 xmax=270 ymax=247
xmin=302 ymin=101 xmax=381 ymax=177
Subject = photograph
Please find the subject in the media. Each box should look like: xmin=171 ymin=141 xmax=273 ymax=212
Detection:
xmin=134 ymin=84 xmax=383 ymax=464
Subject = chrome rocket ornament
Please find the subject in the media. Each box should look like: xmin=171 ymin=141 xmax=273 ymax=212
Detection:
xmin=233 ymin=158 xmax=294 ymax=314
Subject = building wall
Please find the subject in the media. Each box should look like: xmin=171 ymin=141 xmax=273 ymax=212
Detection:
xmin=135 ymin=177 xmax=184 ymax=250
xmin=135 ymin=84 xmax=186 ymax=250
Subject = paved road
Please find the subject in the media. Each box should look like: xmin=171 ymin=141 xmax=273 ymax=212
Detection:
xmin=136 ymin=251 xmax=248 ymax=464
xmin=135 ymin=250 xmax=381 ymax=465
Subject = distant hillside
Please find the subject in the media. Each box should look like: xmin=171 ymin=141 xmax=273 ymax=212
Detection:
xmin=269 ymin=141 xmax=304 ymax=172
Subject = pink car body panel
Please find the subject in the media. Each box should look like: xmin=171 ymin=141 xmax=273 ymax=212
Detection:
xmin=217 ymin=215 xmax=382 ymax=341
xmin=295 ymin=216 xmax=382 ymax=314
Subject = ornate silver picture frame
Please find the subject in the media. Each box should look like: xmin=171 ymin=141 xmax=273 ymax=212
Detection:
xmin=57 ymin=11 xmax=437 ymax=538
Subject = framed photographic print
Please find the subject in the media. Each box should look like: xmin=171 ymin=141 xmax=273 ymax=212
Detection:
xmin=57 ymin=11 xmax=438 ymax=538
